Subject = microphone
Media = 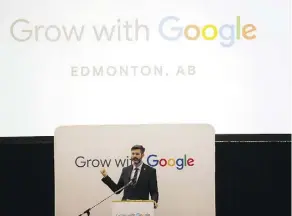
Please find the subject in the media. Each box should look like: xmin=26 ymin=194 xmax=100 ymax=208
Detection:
xmin=78 ymin=179 xmax=134 ymax=216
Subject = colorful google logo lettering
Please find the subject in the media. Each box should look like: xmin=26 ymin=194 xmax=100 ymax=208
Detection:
xmin=158 ymin=16 xmax=257 ymax=47
xmin=146 ymin=154 xmax=195 ymax=170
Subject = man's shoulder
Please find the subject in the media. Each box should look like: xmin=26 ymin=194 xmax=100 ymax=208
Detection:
xmin=143 ymin=163 xmax=156 ymax=172
xmin=122 ymin=165 xmax=132 ymax=171
xmin=121 ymin=163 xmax=156 ymax=172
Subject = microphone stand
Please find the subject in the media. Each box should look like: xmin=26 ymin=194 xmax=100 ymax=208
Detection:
xmin=78 ymin=179 xmax=134 ymax=216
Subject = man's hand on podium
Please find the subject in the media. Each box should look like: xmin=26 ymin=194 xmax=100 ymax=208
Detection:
xmin=154 ymin=201 xmax=158 ymax=209
xmin=100 ymin=168 xmax=108 ymax=177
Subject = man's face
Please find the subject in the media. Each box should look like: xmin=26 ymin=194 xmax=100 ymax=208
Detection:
xmin=131 ymin=149 xmax=144 ymax=164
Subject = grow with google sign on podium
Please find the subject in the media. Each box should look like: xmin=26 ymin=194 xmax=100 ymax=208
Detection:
xmin=74 ymin=154 xmax=195 ymax=170
xmin=54 ymin=124 xmax=215 ymax=216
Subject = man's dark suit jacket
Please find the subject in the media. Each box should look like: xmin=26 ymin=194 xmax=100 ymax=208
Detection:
xmin=101 ymin=163 xmax=159 ymax=203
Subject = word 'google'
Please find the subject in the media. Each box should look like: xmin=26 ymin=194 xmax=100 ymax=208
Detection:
xmin=159 ymin=16 xmax=256 ymax=47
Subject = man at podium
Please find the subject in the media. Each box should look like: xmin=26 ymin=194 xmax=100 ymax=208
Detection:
xmin=100 ymin=145 xmax=159 ymax=208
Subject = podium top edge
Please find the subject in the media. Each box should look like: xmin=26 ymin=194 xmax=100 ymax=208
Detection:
xmin=112 ymin=200 xmax=154 ymax=203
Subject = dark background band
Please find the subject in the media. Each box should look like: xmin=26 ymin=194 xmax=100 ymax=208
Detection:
xmin=0 ymin=134 xmax=290 ymax=216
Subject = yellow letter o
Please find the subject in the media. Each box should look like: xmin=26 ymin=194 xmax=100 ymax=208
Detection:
xmin=168 ymin=158 xmax=175 ymax=166
xmin=202 ymin=25 xmax=218 ymax=40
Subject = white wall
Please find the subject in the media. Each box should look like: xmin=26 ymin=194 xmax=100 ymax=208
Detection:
xmin=0 ymin=0 xmax=291 ymax=136
xmin=54 ymin=124 xmax=215 ymax=216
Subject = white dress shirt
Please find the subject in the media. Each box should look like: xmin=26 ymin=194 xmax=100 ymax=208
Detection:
xmin=130 ymin=162 xmax=143 ymax=181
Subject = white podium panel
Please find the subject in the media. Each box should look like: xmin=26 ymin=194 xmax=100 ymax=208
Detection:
xmin=112 ymin=200 xmax=154 ymax=216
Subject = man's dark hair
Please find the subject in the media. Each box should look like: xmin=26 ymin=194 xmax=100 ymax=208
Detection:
xmin=131 ymin=145 xmax=145 ymax=154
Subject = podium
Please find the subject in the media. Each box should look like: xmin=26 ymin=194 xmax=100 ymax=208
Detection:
xmin=111 ymin=200 xmax=154 ymax=216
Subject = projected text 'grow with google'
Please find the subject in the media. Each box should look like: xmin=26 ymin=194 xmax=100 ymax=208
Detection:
xmin=10 ymin=16 xmax=256 ymax=47
xmin=75 ymin=154 xmax=195 ymax=170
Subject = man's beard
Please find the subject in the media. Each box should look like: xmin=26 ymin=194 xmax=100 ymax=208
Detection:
xmin=132 ymin=157 xmax=141 ymax=164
